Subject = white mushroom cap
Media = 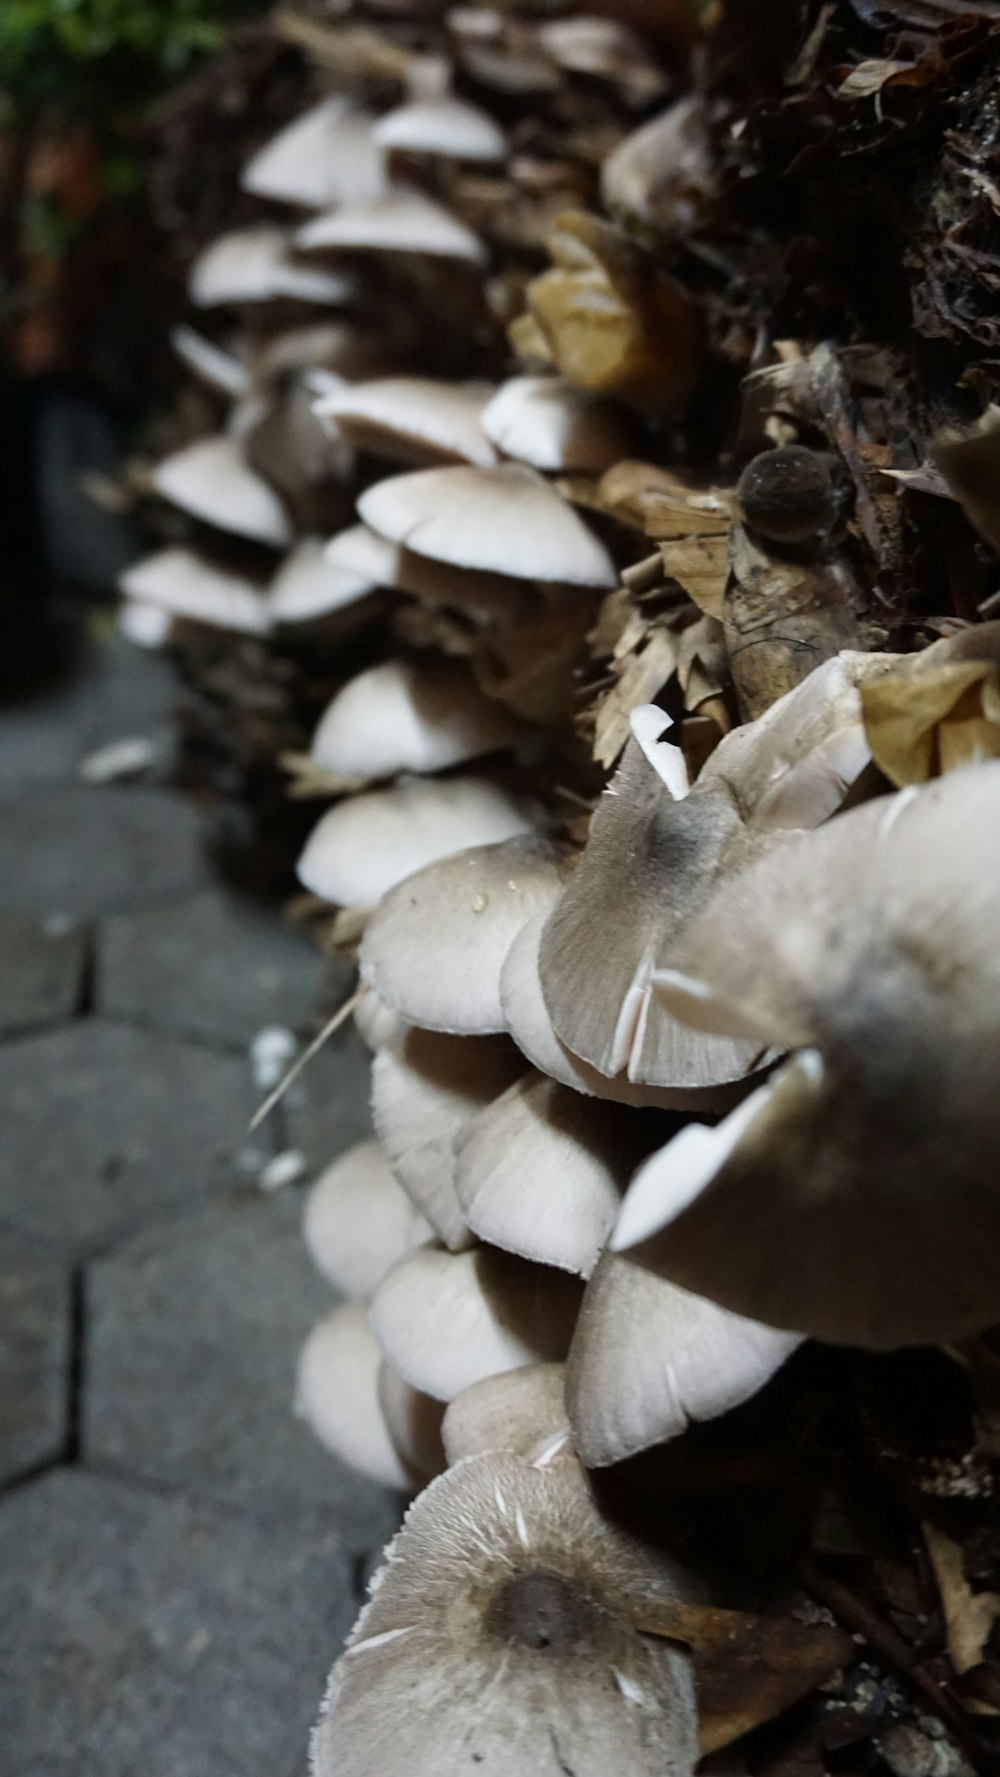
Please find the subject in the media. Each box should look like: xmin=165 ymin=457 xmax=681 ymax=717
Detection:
xmin=373 ymin=95 xmax=506 ymax=162
xmin=612 ymin=763 xmax=1000 ymax=1347
xmin=324 ymin=522 xmax=401 ymax=586
xmin=480 ymin=376 xmax=635 ymax=473
xmin=358 ymin=462 xmax=616 ymax=586
xmin=241 ymin=98 xmax=387 ymax=210
xmin=303 ymin=1139 xmax=431 ymax=1300
xmin=119 ymin=548 xmax=271 ymax=636
xmin=296 ymin=188 xmax=485 ymax=265
xmin=370 ymin=1245 xmax=583 ymax=1402
xmin=314 ymin=377 xmax=497 ymax=468
xmin=151 ymin=437 xmax=293 ymax=548
xmin=312 ymin=1453 xmax=700 ymax=1777
xmin=190 ymin=226 xmax=354 ymax=308
xmin=296 ymin=1304 xmax=410 ymax=1490
xmin=118 ymin=598 xmax=174 ymax=650
xmin=359 ymin=836 xmax=566 ymax=1035
xmin=170 ymin=326 xmax=249 ymax=398
xmin=268 ymin=537 xmax=380 ymax=627
xmin=441 ymin=1364 xmax=569 ymax=1465
xmin=537 ymin=15 xmax=649 ymax=79
xmin=310 ymin=659 xmax=518 ymax=781
xmin=296 ymin=775 xmax=535 ymax=908
xmin=354 ymin=989 xmax=409 ymax=1054
xmin=371 ymin=1028 xmax=527 ymax=1248
xmin=455 ymin=1073 xmax=647 ymax=1276
xmin=566 ymin=1254 xmax=801 ymax=1468
xmin=378 ymin=1363 xmax=447 ymax=1484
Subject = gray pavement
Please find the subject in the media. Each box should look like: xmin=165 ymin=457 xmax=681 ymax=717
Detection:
xmin=0 ymin=626 xmax=400 ymax=1776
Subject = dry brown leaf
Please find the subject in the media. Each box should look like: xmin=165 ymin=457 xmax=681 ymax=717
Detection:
xmin=932 ymin=408 xmax=1000 ymax=556
xmin=861 ymin=662 xmax=1000 ymax=786
xmin=924 ymin=1522 xmax=1000 ymax=1677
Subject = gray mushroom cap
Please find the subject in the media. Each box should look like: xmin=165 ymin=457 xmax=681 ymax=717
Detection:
xmin=312 ymin=1452 xmax=701 ymax=1777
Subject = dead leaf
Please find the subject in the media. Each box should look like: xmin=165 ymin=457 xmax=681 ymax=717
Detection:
xmin=859 ymin=624 xmax=1000 ymax=785
xmin=932 ymin=408 xmax=1000 ymax=555
xmin=924 ymin=1522 xmax=1000 ymax=1677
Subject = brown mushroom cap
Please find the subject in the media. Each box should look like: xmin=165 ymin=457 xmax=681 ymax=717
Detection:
xmin=614 ymin=763 xmax=1000 ymax=1348
xmin=442 ymin=1364 xmax=569 ymax=1466
xmin=360 ymin=836 xmax=567 ymax=1035
xmin=312 ymin=1453 xmax=700 ymax=1777
xmin=566 ymin=1253 xmax=801 ymax=1468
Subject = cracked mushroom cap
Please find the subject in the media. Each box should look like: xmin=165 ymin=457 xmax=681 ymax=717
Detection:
xmin=373 ymin=94 xmax=506 ymax=161
xmin=370 ymin=1245 xmax=583 ymax=1403
xmin=296 ymin=1304 xmax=411 ymax=1491
xmin=442 ymin=1364 xmax=569 ymax=1466
xmin=480 ymin=375 xmax=635 ymax=472
xmin=371 ymin=1028 xmax=527 ymax=1247
xmin=613 ymin=763 xmax=1000 ymax=1348
xmin=454 ymin=1073 xmax=653 ymax=1277
xmin=314 ymin=377 xmax=496 ymax=468
xmin=566 ymin=1253 xmax=801 ymax=1469
xmin=297 ymin=188 xmax=485 ymax=264
xmin=357 ymin=462 xmax=617 ymax=586
xmin=296 ymin=774 xmax=535 ymax=908
xmin=312 ymin=1452 xmax=700 ymax=1777
xmin=152 ymin=437 xmax=293 ymax=549
xmin=268 ymin=537 xmax=380 ymax=627
xmin=190 ymin=226 xmax=354 ymax=309
xmin=310 ymin=659 xmax=518 ymax=781
xmin=359 ymin=835 xmax=567 ymax=1035
xmin=303 ymin=1139 xmax=430 ymax=1301
xmin=119 ymin=548 xmax=271 ymax=636
xmin=242 ymin=98 xmax=387 ymax=210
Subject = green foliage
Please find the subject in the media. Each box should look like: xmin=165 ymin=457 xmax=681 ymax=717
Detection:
xmin=0 ymin=0 xmax=246 ymax=117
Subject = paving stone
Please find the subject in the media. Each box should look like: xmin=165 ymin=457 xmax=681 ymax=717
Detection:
xmin=0 ymin=781 xmax=208 ymax=919
xmin=98 ymin=889 xmax=347 ymax=1048
xmin=85 ymin=1188 xmax=402 ymax=1548
xmin=0 ymin=910 xmax=87 ymax=1034
xmin=0 ymin=634 xmax=177 ymax=790
xmin=0 ymin=1229 xmax=71 ymax=1486
xmin=0 ymin=1021 xmax=249 ymax=1257
xmin=0 ymin=1468 xmax=357 ymax=1777
xmin=283 ymin=1024 xmax=374 ymax=1175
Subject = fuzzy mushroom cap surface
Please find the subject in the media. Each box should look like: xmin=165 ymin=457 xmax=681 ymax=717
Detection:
xmin=310 ymin=659 xmax=518 ymax=782
xmin=566 ymin=1254 xmax=801 ymax=1468
xmin=360 ymin=835 xmax=567 ymax=1035
xmin=358 ymin=462 xmax=617 ymax=586
xmin=296 ymin=774 xmax=534 ymax=908
xmin=442 ymin=1364 xmax=569 ymax=1466
xmin=615 ymin=763 xmax=1000 ymax=1348
xmin=312 ymin=1453 xmax=700 ymax=1777
xmin=303 ymin=1139 xmax=430 ymax=1301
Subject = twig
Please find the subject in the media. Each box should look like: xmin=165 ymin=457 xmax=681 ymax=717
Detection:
xmin=249 ymin=988 xmax=363 ymax=1132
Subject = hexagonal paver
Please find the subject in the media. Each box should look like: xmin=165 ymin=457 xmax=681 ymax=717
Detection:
xmin=0 ymin=633 xmax=178 ymax=790
xmin=98 ymin=889 xmax=349 ymax=1048
xmin=0 ymin=783 xmax=207 ymax=919
xmin=86 ymin=1188 xmax=402 ymax=1549
xmin=0 ymin=1021 xmax=249 ymax=1257
xmin=0 ymin=1229 xmax=71 ymax=1485
xmin=0 ymin=1468 xmax=356 ymax=1777
xmin=0 ymin=910 xmax=87 ymax=1034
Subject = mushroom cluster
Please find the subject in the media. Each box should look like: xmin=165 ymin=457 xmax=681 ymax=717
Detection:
xmin=126 ymin=2 xmax=1000 ymax=1771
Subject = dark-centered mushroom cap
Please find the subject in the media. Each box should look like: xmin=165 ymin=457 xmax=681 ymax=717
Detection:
xmin=615 ymin=763 xmax=1000 ymax=1348
xmin=360 ymin=835 xmax=567 ymax=1035
xmin=312 ymin=1453 xmax=700 ymax=1777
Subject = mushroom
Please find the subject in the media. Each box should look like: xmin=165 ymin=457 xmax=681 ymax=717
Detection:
xmin=296 ymin=188 xmax=486 ymax=265
xmin=601 ymin=97 xmax=713 ymax=235
xmin=151 ymin=437 xmax=293 ymax=549
xmin=296 ymin=1304 xmax=411 ymax=1490
xmin=119 ymin=547 xmax=271 ymax=636
xmin=566 ymin=1254 xmax=801 ymax=1468
xmin=612 ymin=762 xmax=1000 ymax=1348
xmin=454 ymin=1073 xmax=653 ymax=1276
xmin=442 ymin=1363 xmax=569 ymax=1465
xmin=170 ymin=325 xmax=249 ymax=398
xmin=324 ymin=522 xmax=400 ymax=586
xmin=359 ymin=835 xmax=567 ymax=1035
xmin=480 ymin=375 xmax=635 ymax=473
xmin=241 ymin=98 xmax=387 ymax=210
xmin=189 ymin=225 xmax=354 ymax=309
xmin=354 ymin=990 xmax=409 ymax=1055
xmin=358 ymin=462 xmax=616 ymax=587
xmin=268 ymin=537 xmax=381 ymax=629
xmin=309 ymin=659 xmax=519 ymax=781
xmin=314 ymin=377 xmax=497 ymax=468
xmin=370 ymin=1245 xmax=583 ymax=1402
xmin=118 ymin=598 xmax=174 ymax=650
xmin=296 ymin=774 xmax=535 ymax=908
xmin=303 ymin=1139 xmax=431 ymax=1301
xmin=378 ymin=1362 xmax=447 ymax=1485
xmin=312 ymin=1453 xmax=700 ymax=1777
xmin=373 ymin=95 xmax=507 ymax=162
xmin=371 ymin=1027 xmax=527 ymax=1247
